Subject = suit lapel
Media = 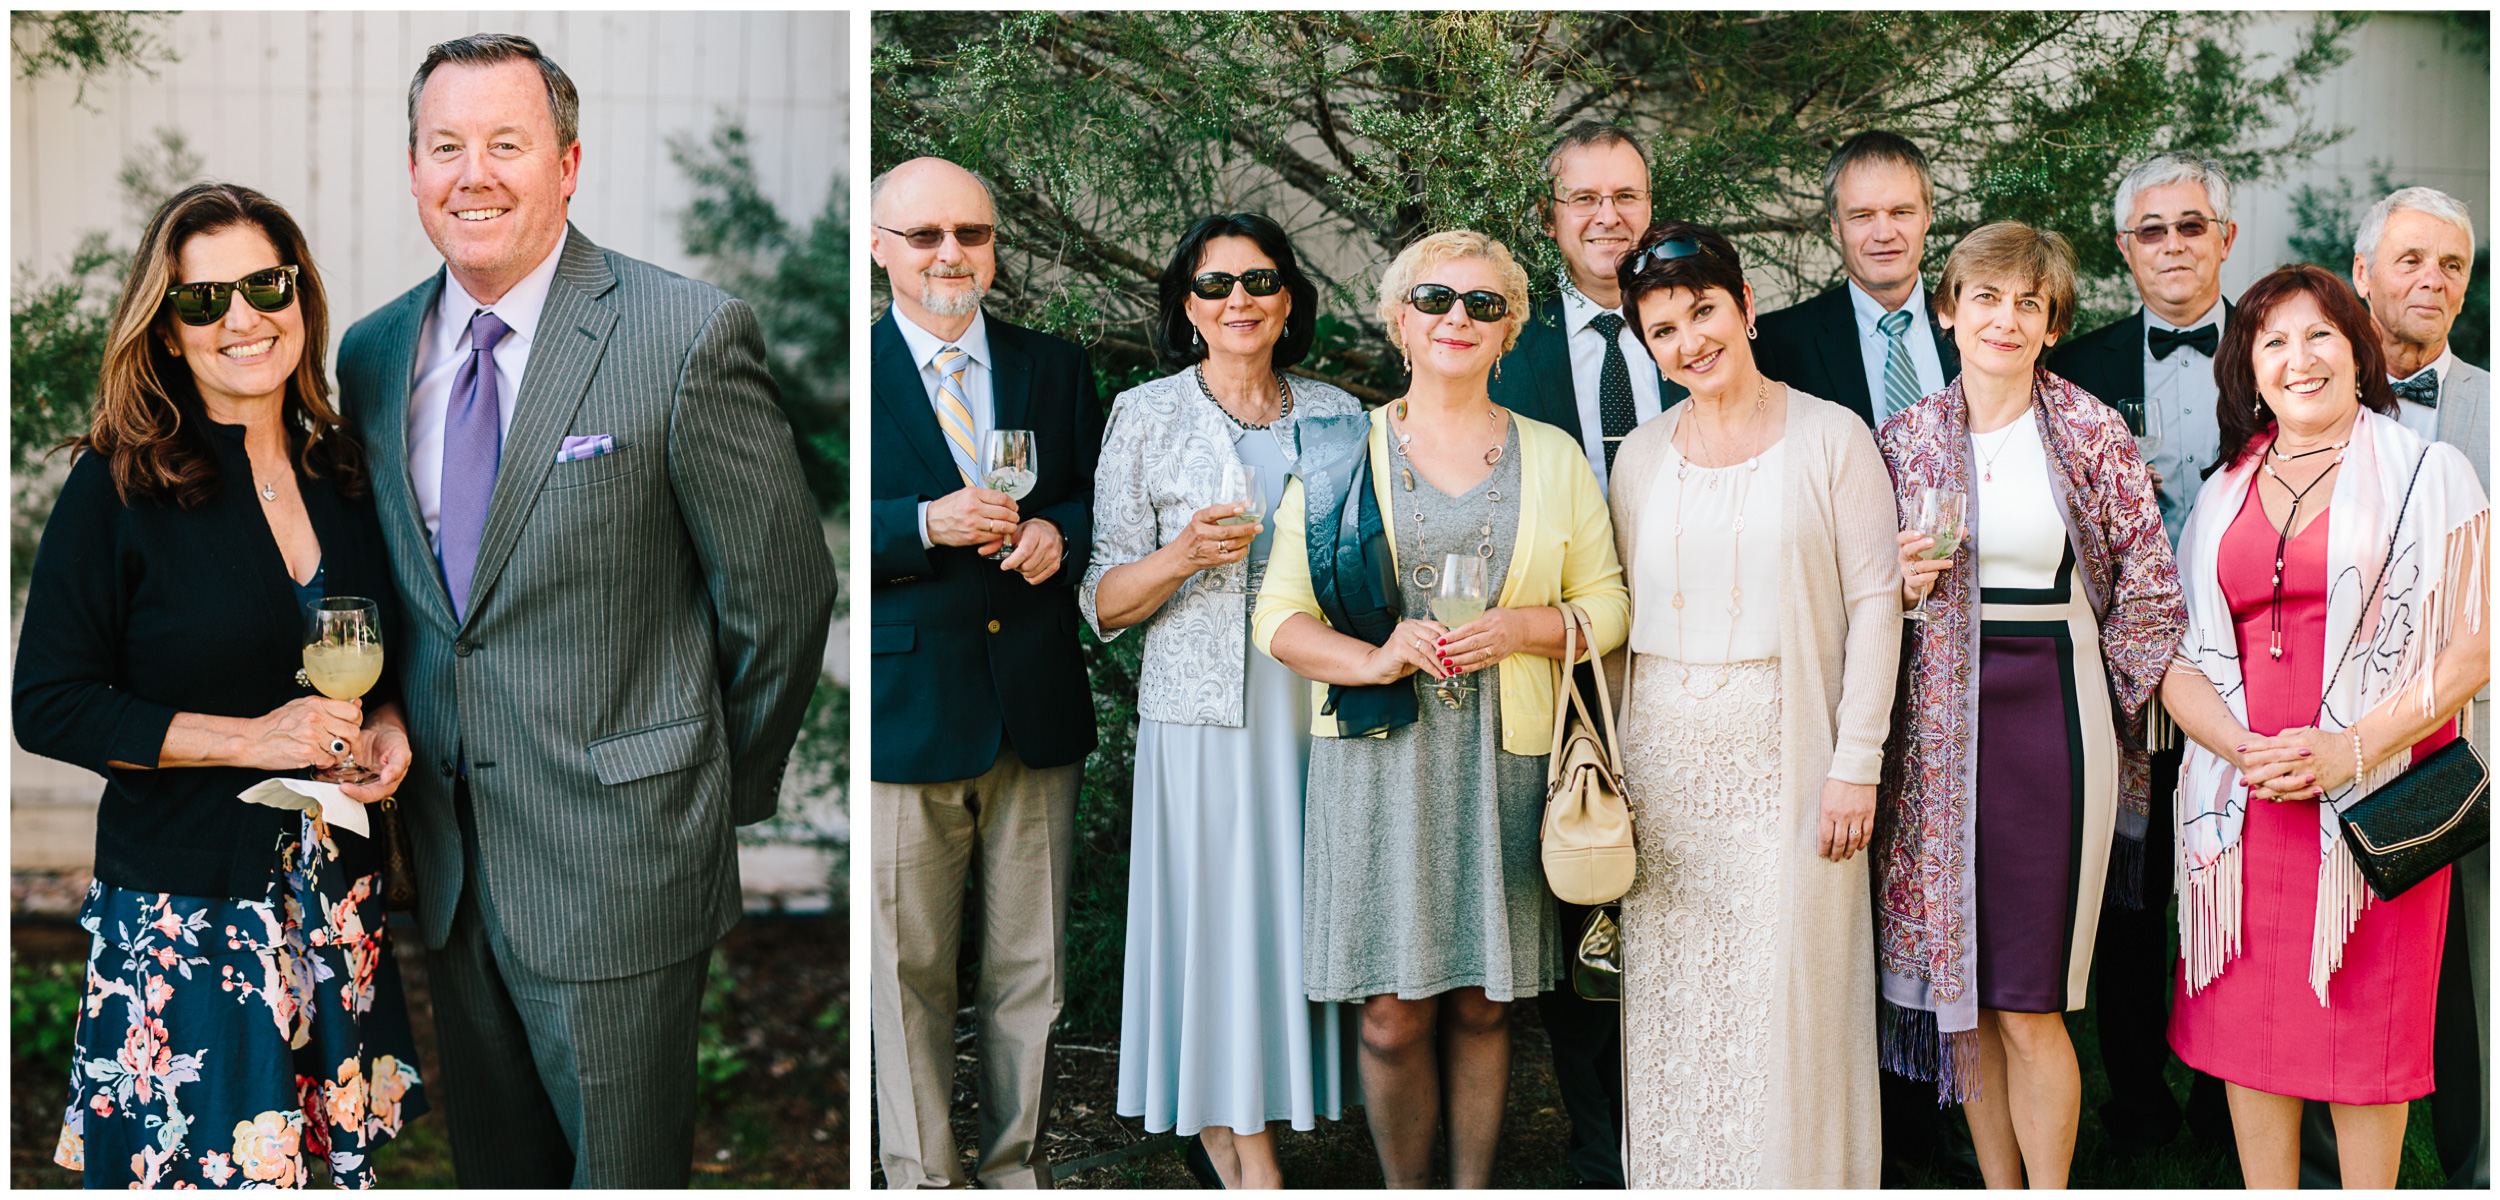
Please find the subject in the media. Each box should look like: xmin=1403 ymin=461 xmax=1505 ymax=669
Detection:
xmin=369 ymin=275 xmax=454 ymax=622
xmin=1529 ymin=295 xmax=1581 ymax=443
xmin=462 ymin=227 xmax=619 ymax=626
xmin=872 ymin=312 xmax=964 ymax=489
xmin=989 ymin=322 xmax=1034 ymax=442
xmin=1814 ymin=288 xmax=1875 ymax=420
xmin=2109 ymin=310 xmax=2145 ymax=399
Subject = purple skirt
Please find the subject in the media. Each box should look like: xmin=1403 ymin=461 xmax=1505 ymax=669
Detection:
xmin=1973 ymin=627 xmax=2083 ymax=1014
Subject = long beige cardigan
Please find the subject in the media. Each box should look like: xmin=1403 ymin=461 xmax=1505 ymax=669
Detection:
xmin=1606 ymin=389 xmax=1900 ymax=1188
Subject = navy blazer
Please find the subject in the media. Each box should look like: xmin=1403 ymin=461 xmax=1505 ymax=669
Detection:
xmin=1754 ymin=282 xmax=1961 ymax=427
xmin=868 ymin=309 xmax=1102 ymax=784
xmin=1489 ymin=289 xmax=1688 ymax=453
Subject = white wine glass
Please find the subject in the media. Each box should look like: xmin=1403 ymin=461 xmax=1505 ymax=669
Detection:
xmin=1428 ymin=554 xmax=1487 ymax=706
xmin=981 ymin=429 xmax=1037 ymax=561
xmin=300 ymin=596 xmax=383 ymax=783
xmin=2116 ymin=396 xmax=2162 ymax=464
xmin=1216 ymin=463 xmax=1263 ymax=528
xmin=1901 ymin=487 xmax=1966 ymax=623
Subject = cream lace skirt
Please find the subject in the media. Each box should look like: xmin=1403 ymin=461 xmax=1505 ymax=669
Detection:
xmin=1619 ymin=655 xmax=1783 ymax=1189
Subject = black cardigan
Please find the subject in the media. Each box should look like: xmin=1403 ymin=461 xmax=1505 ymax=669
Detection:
xmin=14 ymin=419 xmax=400 ymax=899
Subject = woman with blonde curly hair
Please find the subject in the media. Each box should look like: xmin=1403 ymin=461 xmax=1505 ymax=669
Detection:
xmin=15 ymin=182 xmax=426 ymax=1188
xmin=1255 ymin=229 xmax=1627 ymax=1186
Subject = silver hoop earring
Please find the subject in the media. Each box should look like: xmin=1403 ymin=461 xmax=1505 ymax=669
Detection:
xmin=1747 ymin=325 xmax=1758 ymax=340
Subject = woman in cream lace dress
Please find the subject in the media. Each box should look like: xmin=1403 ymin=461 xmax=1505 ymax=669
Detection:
xmin=1606 ymin=222 xmax=1902 ymax=1187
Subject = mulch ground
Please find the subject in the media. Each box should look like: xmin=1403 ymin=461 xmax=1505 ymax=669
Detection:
xmin=12 ymin=912 xmax=847 ymax=1189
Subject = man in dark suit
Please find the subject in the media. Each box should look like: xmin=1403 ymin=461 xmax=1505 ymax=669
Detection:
xmin=1754 ymin=130 xmax=1961 ymax=427
xmin=1492 ymin=119 xmax=1674 ymax=497
xmin=866 ymin=156 xmax=1102 ymax=1189
xmin=338 ymin=34 xmax=837 ymax=1186
xmin=2047 ymin=152 xmax=2240 ymax=1160
xmin=1486 ymin=119 xmax=1668 ymax=1189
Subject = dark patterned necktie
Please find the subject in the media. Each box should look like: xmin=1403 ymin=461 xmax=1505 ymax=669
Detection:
xmin=1589 ymin=311 xmax=1635 ymax=472
xmin=2393 ymin=369 xmax=2441 ymax=408
xmin=439 ymin=310 xmax=511 ymax=621
xmin=2148 ymin=323 xmax=2219 ymax=361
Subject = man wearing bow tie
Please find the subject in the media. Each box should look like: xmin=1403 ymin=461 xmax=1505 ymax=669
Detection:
xmin=2353 ymin=184 xmax=2487 ymax=1190
xmin=2047 ymin=152 xmax=2241 ymax=1160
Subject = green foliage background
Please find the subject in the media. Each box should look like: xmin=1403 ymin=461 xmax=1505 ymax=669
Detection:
xmin=874 ymin=11 xmax=2361 ymax=401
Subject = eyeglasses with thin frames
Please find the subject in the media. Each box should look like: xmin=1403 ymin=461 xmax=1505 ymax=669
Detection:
xmin=876 ymin=224 xmax=996 ymax=250
xmin=2122 ymin=218 xmax=2212 ymax=246
xmin=1555 ymin=189 xmax=1649 ymax=214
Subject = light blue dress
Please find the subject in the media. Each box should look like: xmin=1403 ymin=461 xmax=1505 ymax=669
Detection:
xmin=1114 ymin=422 xmax=1356 ymax=1137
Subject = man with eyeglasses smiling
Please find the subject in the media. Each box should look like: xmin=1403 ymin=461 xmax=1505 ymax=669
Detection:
xmin=1484 ymin=118 xmax=1660 ymax=1192
xmin=866 ymin=155 xmax=1102 ymax=1190
xmin=1493 ymin=120 xmax=1669 ymax=501
xmin=2047 ymin=151 xmax=2242 ymax=1165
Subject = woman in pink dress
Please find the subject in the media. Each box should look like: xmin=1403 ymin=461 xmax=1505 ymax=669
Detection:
xmin=2160 ymin=264 xmax=2490 ymax=1188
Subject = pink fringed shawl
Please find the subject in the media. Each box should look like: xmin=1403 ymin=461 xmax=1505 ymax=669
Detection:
xmin=1870 ymin=370 xmax=2185 ymax=1104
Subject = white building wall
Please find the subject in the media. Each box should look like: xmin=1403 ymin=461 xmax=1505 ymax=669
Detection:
xmin=11 ymin=10 xmax=847 ymax=329
xmin=2223 ymin=12 xmax=2489 ymax=296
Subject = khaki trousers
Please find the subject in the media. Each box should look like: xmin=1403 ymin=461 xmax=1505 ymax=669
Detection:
xmin=872 ymin=744 xmax=1080 ymax=1188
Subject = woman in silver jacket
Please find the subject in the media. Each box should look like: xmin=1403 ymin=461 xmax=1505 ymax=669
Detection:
xmin=1082 ymin=213 xmax=1361 ymax=1188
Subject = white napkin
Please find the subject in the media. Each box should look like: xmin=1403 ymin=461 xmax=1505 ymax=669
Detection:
xmin=236 ymin=778 xmax=372 ymax=839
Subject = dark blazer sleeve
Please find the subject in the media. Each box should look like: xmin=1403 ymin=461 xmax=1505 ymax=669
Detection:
xmin=12 ymin=454 xmax=180 ymax=776
xmin=1029 ymin=339 xmax=1101 ymax=589
xmin=870 ymin=494 xmax=935 ymax=583
xmin=665 ymin=296 xmax=841 ymax=822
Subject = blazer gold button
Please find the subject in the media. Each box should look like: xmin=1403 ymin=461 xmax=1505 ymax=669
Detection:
xmin=987 ymin=619 xmax=1002 ymax=634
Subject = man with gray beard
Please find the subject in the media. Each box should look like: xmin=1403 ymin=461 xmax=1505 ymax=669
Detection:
xmin=866 ymin=156 xmax=1101 ymax=1188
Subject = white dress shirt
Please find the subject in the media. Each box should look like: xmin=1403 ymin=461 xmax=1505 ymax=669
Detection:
xmin=1848 ymin=278 xmax=1947 ymax=419
xmin=2142 ymin=300 xmax=2225 ymax=546
xmin=407 ymin=228 xmax=570 ymax=554
xmin=1558 ymin=273 xmax=1664 ymax=493
xmin=893 ymin=308 xmax=996 ymax=548
xmin=2391 ymin=345 xmax=2456 ymax=442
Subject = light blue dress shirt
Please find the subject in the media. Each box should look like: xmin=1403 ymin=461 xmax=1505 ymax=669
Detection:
xmin=895 ymin=309 xmax=996 ymax=548
xmin=1848 ymin=278 xmax=1947 ymax=420
xmin=2142 ymin=301 xmax=2225 ymax=547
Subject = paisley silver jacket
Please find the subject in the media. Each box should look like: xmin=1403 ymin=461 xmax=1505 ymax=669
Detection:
xmin=1079 ymin=367 xmax=1362 ymax=727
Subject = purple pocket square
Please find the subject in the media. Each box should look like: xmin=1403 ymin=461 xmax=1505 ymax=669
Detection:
xmin=555 ymin=434 xmax=616 ymax=463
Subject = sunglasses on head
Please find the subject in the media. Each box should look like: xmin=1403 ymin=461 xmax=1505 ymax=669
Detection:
xmin=877 ymin=223 xmax=996 ymax=249
xmin=1408 ymin=283 xmax=1509 ymax=322
xmin=2123 ymin=217 xmax=2211 ymax=246
xmin=164 ymin=264 xmax=299 ymax=327
xmin=1190 ymin=269 xmax=1284 ymax=300
xmin=1627 ymin=237 xmax=1704 ymax=274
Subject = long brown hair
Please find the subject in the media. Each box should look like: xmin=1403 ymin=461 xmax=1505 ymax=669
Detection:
xmin=2213 ymin=264 xmax=2398 ymax=471
xmin=73 ymin=182 xmax=363 ymax=508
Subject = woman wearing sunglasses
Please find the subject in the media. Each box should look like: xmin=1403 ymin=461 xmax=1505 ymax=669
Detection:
xmin=15 ymin=183 xmax=425 ymax=1187
xmin=1253 ymin=229 xmax=1626 ymax=1187
xmin=1082 ymin=213 xmax=1362 ymax=1189
xmin=1877 ymin=222 xmax=2183 ymax=1188
xmin=1599 ymin=220 xmax=1902 ymax=1187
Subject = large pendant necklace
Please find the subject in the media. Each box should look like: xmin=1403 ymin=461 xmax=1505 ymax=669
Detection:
xmin=2258 ymin=433 xmax=2347 ymax=659
xmin=1390 ymin=400 xmax=1505 ymax=709
xmin=1668 ymin=381 xmax=1766 ymax=696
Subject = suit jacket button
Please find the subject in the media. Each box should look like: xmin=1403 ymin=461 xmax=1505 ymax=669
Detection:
xmin=986 ymin=619 xmax=1002 ymax=634
xmin=454 ymin=640 xmax=474 ymax=657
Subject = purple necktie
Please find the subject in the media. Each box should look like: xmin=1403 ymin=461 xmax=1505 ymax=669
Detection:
xmin=438 ymin=310 xmax=511 ymax=621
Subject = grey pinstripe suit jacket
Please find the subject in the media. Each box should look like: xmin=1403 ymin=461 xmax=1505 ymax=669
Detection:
xmin=339 ymin=226 xmax=838 ymax=983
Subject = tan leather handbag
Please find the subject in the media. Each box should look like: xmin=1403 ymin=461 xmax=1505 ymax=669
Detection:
xmin=1540 ymin=603 xmax=1636 ymax=906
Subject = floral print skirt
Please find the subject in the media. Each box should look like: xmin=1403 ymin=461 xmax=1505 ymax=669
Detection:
xmin=53 ymin=812 xmax=428 ymax=1188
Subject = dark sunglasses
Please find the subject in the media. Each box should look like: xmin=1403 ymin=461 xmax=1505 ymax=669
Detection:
xmin=1189 ymin=269 xmax=1284 ymax=300
xmin=164 ymin=264 xmax=299 ymax=327
xmin=1626 ymin=237 xmax=1704 ymax=274
xmin=1408 ymin=283 xmax=1508 ymax=322
xmin=877 ymin=223 xmax=996 ymax=249
xmin=2124 ymin=217 xmax=2211 ymax=246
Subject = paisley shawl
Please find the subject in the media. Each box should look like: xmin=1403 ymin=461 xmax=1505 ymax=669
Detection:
xmin=1870 ymin=369 xmax=2185 ymax=1103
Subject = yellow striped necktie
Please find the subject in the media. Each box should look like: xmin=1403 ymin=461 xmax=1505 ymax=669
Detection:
xmin=932 ymin=345 xmax=977 ymax=486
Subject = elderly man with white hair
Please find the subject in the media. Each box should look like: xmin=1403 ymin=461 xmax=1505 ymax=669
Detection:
xmin=2351 ymin=184 xmax=2489 ymax=1190
xmin=2046 ymin=150 xmax=2243 ymax=1160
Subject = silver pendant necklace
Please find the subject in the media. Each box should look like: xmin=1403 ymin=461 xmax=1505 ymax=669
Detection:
xmin=259 ymin=480 xmax=278 ymax=502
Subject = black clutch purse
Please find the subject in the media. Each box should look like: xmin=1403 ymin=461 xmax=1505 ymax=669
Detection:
xmin=2337 ymin=736 xmax=2488 ymax=902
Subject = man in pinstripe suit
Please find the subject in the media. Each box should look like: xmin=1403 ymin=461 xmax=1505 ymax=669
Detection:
xmin=338 ymin=34 xmax=836 ymax=1186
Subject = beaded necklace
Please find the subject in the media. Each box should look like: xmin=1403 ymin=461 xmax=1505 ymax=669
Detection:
xmin=2257 ymin=431 xmax=2348 ymax=659
xmin=1668 ymin=377 xmax=1768 ymax=695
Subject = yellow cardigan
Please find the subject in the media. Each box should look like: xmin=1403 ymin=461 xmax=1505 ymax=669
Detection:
xmin=1252 ymin=406 xmax=1628 ymax=756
